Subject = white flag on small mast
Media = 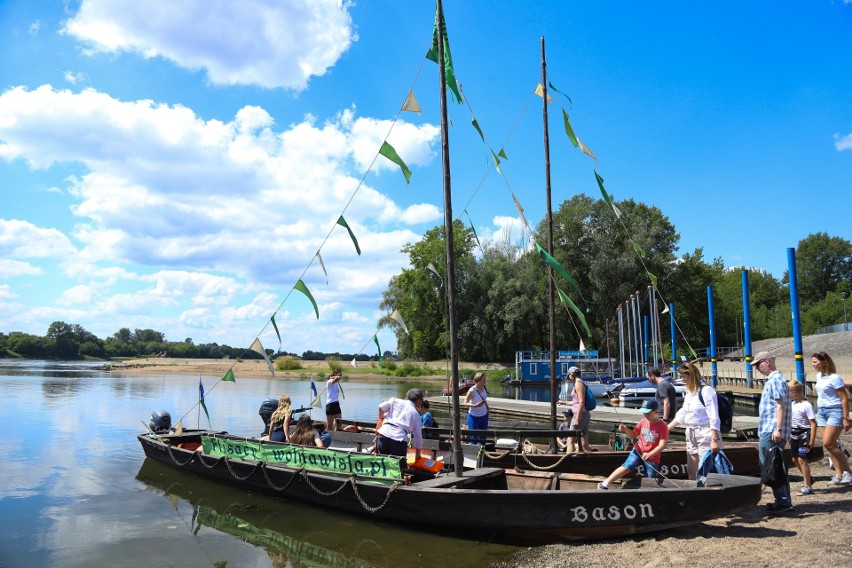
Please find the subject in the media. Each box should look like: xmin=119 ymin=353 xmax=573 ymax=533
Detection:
xmin=309 ymin=377 xmax=321 ymax=408
xmin=350 ymin=357 xmax=358 ymax=368
xmin=250 ymin=338 xmax=275 ymax=376
xmin=390 ymin=309 xmax=410 ymax=335
xmin=579 ymin=339 xmax=587 ymax=353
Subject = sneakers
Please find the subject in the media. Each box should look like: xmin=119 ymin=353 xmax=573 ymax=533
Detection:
xmin=766 ymin=502 xmax=793 ymax=515
xmin=800 ymin=485 xmax=814 ymax=496
xmin=597 ymin=482 xmax=609 ymax=490
xmin=827 ymin=472 xmax=852 ymax=486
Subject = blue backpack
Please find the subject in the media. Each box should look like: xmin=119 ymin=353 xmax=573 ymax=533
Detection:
xmin=583 ymin=382 xmax=596 ymax=410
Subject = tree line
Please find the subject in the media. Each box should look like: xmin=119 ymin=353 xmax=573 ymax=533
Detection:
xmin=0 ymin=324 xmax=388 ymax=362
xmin=380 ymin=194 xmax=852 ymax=363
xmin=4 ymin=195 xmax=850 ymax=364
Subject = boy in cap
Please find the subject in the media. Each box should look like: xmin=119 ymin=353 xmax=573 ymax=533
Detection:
xmin=557 ymin=408 xmax=576 ymax=453
xmin=598 ymin=399 xmax=669 ymax=489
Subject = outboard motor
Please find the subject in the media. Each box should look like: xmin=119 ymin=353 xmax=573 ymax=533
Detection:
xmin=149 ymin=410 xmax=171 ymax=433
xmin=258 ymin=398 xmax=279 ymax=436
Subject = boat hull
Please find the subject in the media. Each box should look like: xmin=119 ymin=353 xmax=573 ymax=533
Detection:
xmin=138 ymin=431 xmax=761 ymax=544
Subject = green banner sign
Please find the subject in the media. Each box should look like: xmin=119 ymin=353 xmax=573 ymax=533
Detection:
xmin=201 ymin=436 xmax=404 ymax=480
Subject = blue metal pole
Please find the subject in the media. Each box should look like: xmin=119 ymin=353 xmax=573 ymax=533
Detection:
xmin=707 ymin=285 xmax=718 ymax=388
xmin=788 ymin=248 xmax=806 ymax=385
xmin=742 ymin=270 xmax=754 ymax=387
xmin=643 ymin=315 xmax=650 ymax=373
xmin=670 ymin=303 xmax=676 ymax=369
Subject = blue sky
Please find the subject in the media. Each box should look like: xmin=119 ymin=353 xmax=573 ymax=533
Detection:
xmin=1 ymin=1 xmax=851 ymax=355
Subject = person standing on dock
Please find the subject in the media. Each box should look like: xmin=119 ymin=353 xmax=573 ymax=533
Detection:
xmin=648 ymin=368 xmax=678 ymax=423
xmin=752 ymin=351 xmax=793 ymax=514
xmin=557 ymin=366 xmax=591 ymax=452
xmin=464 ymin=371 xmax=490 ymax=444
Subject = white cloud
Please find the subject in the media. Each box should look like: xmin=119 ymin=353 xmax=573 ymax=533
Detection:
xmin=0 ymin=259 xmax=42 ymax=277
xmin=0 ymin=284 xmax=17 ymax=300
xmin=63 ymin=0 xmax=355 ymax=90
xmin=0 ymin=219 xmax=77 ymax=258
xmin=834 ymin=131 xmax=852 ymax=151
xmin=63 ymin=71 xmax=86 ymax=85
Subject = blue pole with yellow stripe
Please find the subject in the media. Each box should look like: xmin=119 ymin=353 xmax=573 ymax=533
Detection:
xmin=742 ymin=270 xmax=753 ymax=388
xmin=787 ymin=248 xmax=806 ymax=385
xmin=707 ymin=285 xmax=718 ymax=388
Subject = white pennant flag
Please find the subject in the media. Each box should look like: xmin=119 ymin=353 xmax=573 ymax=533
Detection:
xmin=316 ymin=252 xmax=328 ymax=284
xmin=250 ymin=338 xmax=275 ymax=376
xmin=401 ymin=90 xmax=422 ymax=114
xmin=390 ymin=309 xmax=410 ymax=335
xmin=511 ymin=191 xmax=530 ymax=232
xmin=533 ymin=83 xmax=553 ymax=103
xmin=579 ymin=339 xmax=587 ymax=353
xmin=350 ymin=357 xmax=358 ymax=368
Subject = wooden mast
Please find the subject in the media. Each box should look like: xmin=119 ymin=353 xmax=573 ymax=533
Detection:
xmin=435 ymin=0 xmax=463 ymax=474
xmin=541 ymin=37 xmax=558 ymax=441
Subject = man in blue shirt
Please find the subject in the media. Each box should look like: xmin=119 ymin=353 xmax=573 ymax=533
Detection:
xmin=753 ymin=351 xmax=793 ymax=514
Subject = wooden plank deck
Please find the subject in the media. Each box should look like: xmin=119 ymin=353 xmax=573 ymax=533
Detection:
xmin=425 ymin=396 xmax=760 ymax=441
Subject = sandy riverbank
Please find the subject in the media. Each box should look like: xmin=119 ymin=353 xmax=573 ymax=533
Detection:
xmin=495 ymin=427 xmax=852 ymax=568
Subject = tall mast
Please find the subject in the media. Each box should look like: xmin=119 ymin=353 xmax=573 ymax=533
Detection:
xmin=435 ymin=0 xmax=463 ymax=474
xmin=541 ymin=37 xmax=558 ymax=437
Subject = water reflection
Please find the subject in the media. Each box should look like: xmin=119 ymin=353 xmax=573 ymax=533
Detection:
xmin=137 ymin=459 xmax=392 ymax=568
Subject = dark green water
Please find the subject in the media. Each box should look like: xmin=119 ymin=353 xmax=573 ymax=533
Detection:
xmin=0 ymin=361 xmax=517 ymax=568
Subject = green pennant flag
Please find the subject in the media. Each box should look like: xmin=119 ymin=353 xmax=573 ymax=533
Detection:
xmin=222 ymin=369 xmax=236 ymax=382
xmin=498 ymin=148 xmax=507 ymax=160
xmin=558 ymin=287 xmax=592 ymax=338
xmin=632 ymin=242 xmax=646 ymax=259
xmin=648 ymin=272 xmax=658 ymax=290
xmin=561 ymin=108 xmax=579 ymax=148
xmin=471 ymin=117 xmax=485 ymax=142
xmin=548 ymin=81 xmax=573 ymax=106
xmin=337 ymin=215 xmax=361 ymax=255
xmin=199 ymin=376 xmax=210 ymax=426
xmin=490 ymin=149 xmax=503 ymax=174
xmin=535 ymin=243 xmax=582 ymax=298
xmin=295 ymin=279 xmax=319 ymax=319
xmin=270 ymin=314 xmax=281 ymax=351
xmin=465 ymin=211 xmax=482 ymax=251
xmin=595 ymin=170 xmax=613 ymax=207
xmin=378 ymin=141 xmax=412 ymax=185
xmin=425 ymin=3 xmax=463 ymax=104
xmin=373 ymin=334 xmax=382 ymax=368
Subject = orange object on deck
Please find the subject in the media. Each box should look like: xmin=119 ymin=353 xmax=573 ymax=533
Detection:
xmin=408 ymin=456 xmax=444 ymax=474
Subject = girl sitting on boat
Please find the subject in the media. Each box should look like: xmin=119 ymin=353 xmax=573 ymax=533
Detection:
xmin=289 ymin=414 xmax=324 ymax=448
xmin=268 ymin=394 xmax=292 ymax=443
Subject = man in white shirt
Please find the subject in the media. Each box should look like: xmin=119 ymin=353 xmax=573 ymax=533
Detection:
xmin=376 ymin=389 xmax=425 ymax=460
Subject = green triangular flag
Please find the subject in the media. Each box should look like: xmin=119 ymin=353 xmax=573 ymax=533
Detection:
xmin=535 ymin=243 xmax=582 ymax=298
xmin=471 ymin=117 xmax=485 ymax=142
xmin=561 ymin=108 xmax=579 ymax=148
xmin=294 ymin=279 xmax=319 ymax=319
xmin=632 ymin=242 xmax=646 ymax=259
xmin=270 ymin=314 xmax=281 ymax=352
xmin=425 ymin=3 xmax=463 ymax=104
xmin=222 ymin=369 xmax=235 ymax=382
xmin=648 ymin=272 xmax=658 ymax=290
xmin=337 ymin=216 xmax=361 ymax=255
xmin=373 ymin=334 xmax=382 ymax=368
xmin=557 ymin=287 xmax=592 ymax=338
xmin=378 ymin=141 xmax=412 ymax=185
xmin=595 ymin=170 xmax=614 ymax=207
xmin=498 ymin=148 xmax=508 ymax=160
xmin=548 ymin=81 xmax=573 ymax=106
xmin=490 ymin=149 xmax=503 ymax=173
xmin=465 ymin=211 xmax=482 ymax=251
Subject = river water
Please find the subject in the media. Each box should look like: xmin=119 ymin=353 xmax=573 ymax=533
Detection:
xmin=0 ymin=361 xmax=517 ymax=568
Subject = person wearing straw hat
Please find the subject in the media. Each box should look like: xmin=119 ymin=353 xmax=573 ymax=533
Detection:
xmin=597 ymin=399 xmax=669 ymax=490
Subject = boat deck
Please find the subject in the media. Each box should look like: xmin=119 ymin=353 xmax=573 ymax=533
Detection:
xmin=426 ymin=396 xmax=760 ymax=440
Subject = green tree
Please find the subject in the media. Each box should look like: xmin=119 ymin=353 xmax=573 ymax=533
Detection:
xmin=790 ymin=232 xmax=852 ymax=306
xmin=46 ymin=321 xmax=79 ymax=359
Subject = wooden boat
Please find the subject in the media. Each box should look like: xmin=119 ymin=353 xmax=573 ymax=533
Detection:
xmin=136 ymin=3 xmax=763 ymax=545
xmin=138 ymin=428 xmax=761 ymax=544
